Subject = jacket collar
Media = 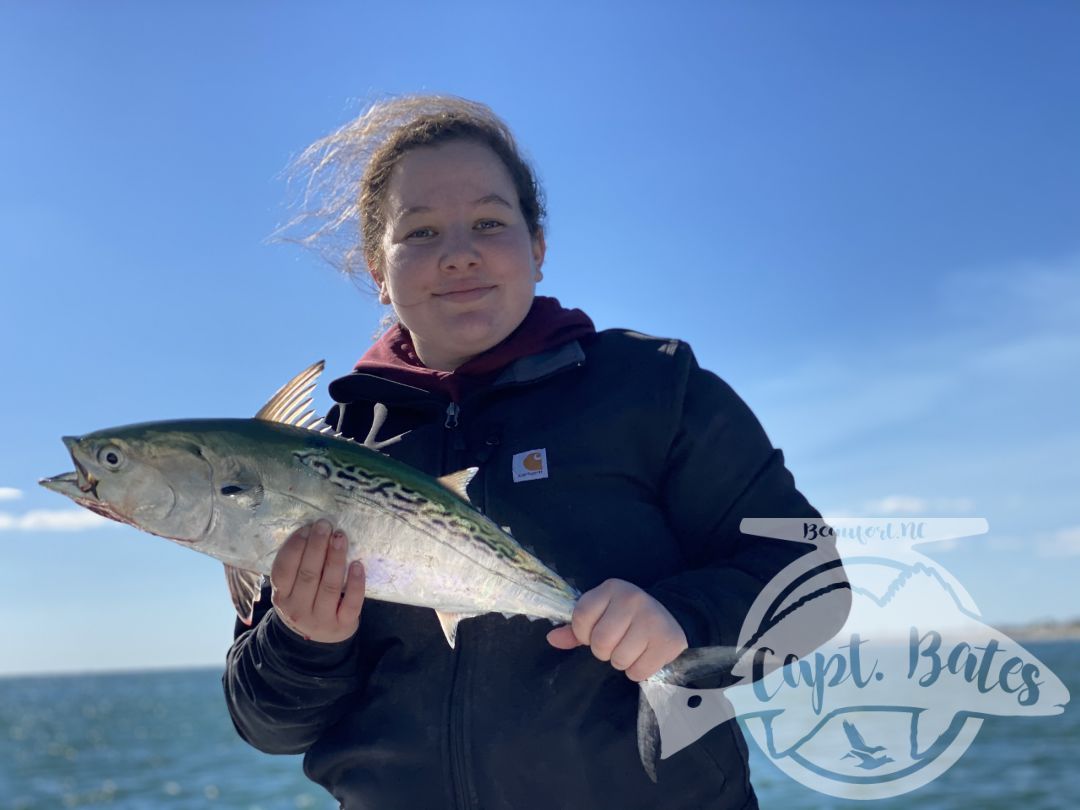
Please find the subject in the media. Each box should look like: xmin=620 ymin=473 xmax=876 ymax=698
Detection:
xmin=328 ymin=338 xmax=587 ymax=408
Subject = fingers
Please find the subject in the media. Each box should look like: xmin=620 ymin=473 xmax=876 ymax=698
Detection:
xmin=607 ymin=623 xmax=649 ymax=672
xmin=625 ymin=640 xmax=684 ymax=683
xmin=269 ymin=520 xmax=366 ymax=644
xmin=549 ymin=579 xmax=689 ymax=681
xmin=311 ymin=528 xmax=350 ymax=625
xmin=588 ymin=602 xmax=635 ymax=662
xmin=291 ymin=520 xmax=335 ymax=613
xmin=338 ymin=561 xmax=366 ymax=623
xmin=269 ymin=523 xmax=311 ymax=598
xmin=568 ymin=580 xmax=617 ymax=647
xmin=546 ymin=625 xmax=583 ymax=649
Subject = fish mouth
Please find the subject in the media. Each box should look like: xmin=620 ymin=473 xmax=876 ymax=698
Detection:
xmin=39 ymin=470 xmax=138 ymax=528
xmin=40 ymin=436 xmax=100 ymax=503
xmin=40 ymin=470 xmax=82 ymax=498
xmin=51 ymin=436 xmax=100 ymax=500
xmin=40 ymin=468 xmax=101 ymax=509
xmin=72 ymin=456 xmax=99 ymax=499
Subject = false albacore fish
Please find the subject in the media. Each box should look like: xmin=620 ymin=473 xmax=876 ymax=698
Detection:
xmin=40 ymin=361 xmax=731 ymax=780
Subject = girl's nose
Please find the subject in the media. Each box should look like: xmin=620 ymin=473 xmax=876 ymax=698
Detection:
xmin=439 ymin=228 xmax=481 ymax=272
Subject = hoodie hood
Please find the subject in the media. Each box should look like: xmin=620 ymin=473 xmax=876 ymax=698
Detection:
xmin=354 ymin=296 xmax=595 ymax=401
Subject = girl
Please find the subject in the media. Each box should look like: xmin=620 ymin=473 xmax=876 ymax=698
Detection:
xmin=224 ymin=95 xmax=842 ymax=809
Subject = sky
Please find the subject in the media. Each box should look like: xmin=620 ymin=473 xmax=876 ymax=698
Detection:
xmin=0 ymin=1 xmax=1077 ymax=676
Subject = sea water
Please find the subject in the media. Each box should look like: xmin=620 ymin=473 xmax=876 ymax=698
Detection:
xmin=2 ymin=641 xmax=1076 ymax=809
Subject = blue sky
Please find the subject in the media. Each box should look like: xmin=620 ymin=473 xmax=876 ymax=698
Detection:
xmin=1 ymin=2 xmax=1077 ymax=675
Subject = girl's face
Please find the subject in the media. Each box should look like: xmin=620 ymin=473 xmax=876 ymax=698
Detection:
xmin=377 ymin=140 xmax=545 ymax=371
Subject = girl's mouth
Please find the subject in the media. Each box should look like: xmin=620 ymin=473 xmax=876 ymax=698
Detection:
xmin=434 ymin=286 xmax=495 ymax=303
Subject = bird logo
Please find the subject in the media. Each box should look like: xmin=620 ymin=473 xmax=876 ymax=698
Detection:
xmin=840 ymin=720 xmax=893 ymax=769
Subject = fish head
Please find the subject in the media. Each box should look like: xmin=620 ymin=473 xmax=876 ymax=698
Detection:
xmin=40 ymin=425 xmax=214 ymax=544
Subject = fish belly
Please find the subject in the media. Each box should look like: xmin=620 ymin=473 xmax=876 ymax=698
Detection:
xmin=338 ymin=502 xmax=573 ymax=622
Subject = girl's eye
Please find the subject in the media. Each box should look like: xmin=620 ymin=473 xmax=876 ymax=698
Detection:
xmin=406 ymin=227 xmax=435 ymax=239
xmin=475 ymin=220 xmax=503 ymax=231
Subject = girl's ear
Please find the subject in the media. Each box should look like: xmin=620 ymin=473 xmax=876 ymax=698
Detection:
xmin=532 ymin=228 xmax=546 ymax=273
xmin=370 ymin=266 xmax=391 ymax=305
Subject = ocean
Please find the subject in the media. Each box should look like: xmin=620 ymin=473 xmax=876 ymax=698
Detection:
xmin=2 ymin=640 xmax=1076 ymax=809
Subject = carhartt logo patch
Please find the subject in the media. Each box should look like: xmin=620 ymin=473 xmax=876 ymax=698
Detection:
xmin=512 ymin=449 xmax=548 ymax=482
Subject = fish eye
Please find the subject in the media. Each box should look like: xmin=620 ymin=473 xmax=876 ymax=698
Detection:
xmin=98 ymin=446 xmax=125 ymax=470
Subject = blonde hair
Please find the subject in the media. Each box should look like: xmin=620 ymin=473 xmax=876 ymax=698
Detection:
xmin=276 ymin=94 xmax=546 ymax=289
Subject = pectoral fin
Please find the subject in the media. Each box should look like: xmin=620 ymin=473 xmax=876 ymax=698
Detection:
xmin=435 ymin=610 xmax=480 ymax=648
xmin=225 ymin=564 xmax=264 ymax=626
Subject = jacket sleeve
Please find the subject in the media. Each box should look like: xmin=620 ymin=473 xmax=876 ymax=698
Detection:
xmin=647 ymin=344 xmax=850 ymax=654
xmin=222 ymin=580 xmax=367 ymax=755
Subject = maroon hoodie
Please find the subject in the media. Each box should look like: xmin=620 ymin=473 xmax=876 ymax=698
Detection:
xmin=354 ymin=296 xmax=596 ymax=402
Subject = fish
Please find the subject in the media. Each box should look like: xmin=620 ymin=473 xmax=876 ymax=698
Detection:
xmin=39 ymin=360 xmax=734 ymax=780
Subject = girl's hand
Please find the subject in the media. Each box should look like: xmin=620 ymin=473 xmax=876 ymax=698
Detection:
xmin=270 ymin=519 xmax=366 ymax=643
xmin=546 ymin=579 xmax=688 ymax=681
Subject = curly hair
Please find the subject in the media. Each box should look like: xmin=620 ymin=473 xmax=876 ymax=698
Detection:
xmin=275 ymin=94 xmax=546 ymax=289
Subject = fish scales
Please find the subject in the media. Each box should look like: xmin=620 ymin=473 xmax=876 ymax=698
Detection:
xmin=298 ymin=443 xmax=563 ymax=569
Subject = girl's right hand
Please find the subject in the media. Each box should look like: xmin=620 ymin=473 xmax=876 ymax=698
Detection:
xmin=270 ymin=519 xmax=366 ymax=643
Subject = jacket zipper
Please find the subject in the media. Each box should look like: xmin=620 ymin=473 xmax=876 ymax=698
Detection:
xmin=445 ymin=402 xmax=460 ymax=429
xmin=448 ymin=624 xmax=471 ymax=809
xmin=444 ymin=400 xmax=471 ymax=809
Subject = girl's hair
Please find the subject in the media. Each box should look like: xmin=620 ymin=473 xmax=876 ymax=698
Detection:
xmin=276 ymin=95 xmax=546 ymax=287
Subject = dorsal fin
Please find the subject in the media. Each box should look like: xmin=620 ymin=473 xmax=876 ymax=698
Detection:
xmin=255 ymin=360 xmax=335 ymax=434
xmin=437 ymin=468 xmax=478 ymax=502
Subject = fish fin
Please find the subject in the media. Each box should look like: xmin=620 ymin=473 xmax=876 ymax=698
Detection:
xmin=436 ymin=468 xmax=478 ymax=502
xmin=225 ymin=565 xmax=263 ymax=626
xmin=637 ymin=666 xmax=741 ymax=779
xmin=500 ymin=525 xmax=513 ymax=536
xmin=633 ymin=645 xmax=742 ymax=779
xmin=637 ymin=688 xmax=661 ymax=783
xmin=255 ymin=360 xmax=339 ymax=434
xmin=362 ymin=402 xmax=410 ymax=451
xmin=434 ymin=610 xmax=480 ymax=648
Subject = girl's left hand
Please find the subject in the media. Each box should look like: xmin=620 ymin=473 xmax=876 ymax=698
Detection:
xmin=546 ymin=578 xmax=689 ymax=682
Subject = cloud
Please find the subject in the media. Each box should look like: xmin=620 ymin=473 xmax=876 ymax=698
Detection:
xmin=938 ymin=254 xmax=1080 ymax=330
xmin=0 ymin=487 xmax=23 ymax=501
xmin=750 ymin=255 xmax=1080 ymax=460
xmin=985 ymin=527 xmax=1080 ymax=558
xmin=1037 ymin=526 xmax=1080 ymax=558
xmin=847 ymin=495 xmax=977 ymax=516
xmin=864 ymin=495 xmax=927 ymax=514
xmin=815 ymin=497 xmax=981 ymax=551
xmin=749 ymin=361 xmax=957 ymax=458
xmin=0 ymin=510 xmax=108 ymax=532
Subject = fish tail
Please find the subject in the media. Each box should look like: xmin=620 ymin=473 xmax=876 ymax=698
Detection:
xmin=659 ymin=645 xmax=743 ymax=686
xmin=636 ymin=645 xmax=742 ymax=782
xmin=636 ymin=688 xmax=662 ymax=783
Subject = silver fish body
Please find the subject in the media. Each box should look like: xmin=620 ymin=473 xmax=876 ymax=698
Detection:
xmin=42 ymin=417 xmax=578 ymax=632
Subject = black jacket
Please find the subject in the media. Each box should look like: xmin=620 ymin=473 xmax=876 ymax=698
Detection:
xmin=223 ymin=330 xmax=843 ymax=809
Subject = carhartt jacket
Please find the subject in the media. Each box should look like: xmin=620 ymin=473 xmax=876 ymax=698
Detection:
xmin=223 ymin=329 xmax=847 ymax=809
